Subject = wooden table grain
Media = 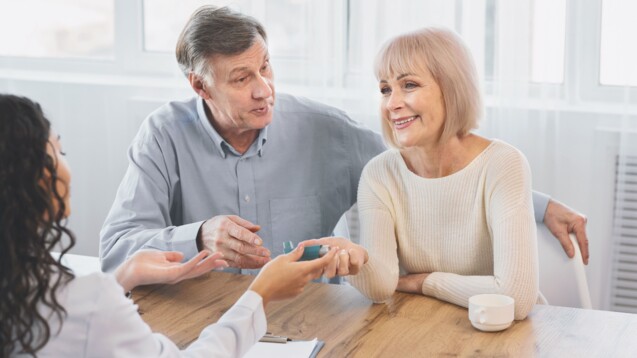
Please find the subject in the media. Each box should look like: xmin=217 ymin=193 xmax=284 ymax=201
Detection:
xmin=133 ymin=272 xmax=637 ymax=357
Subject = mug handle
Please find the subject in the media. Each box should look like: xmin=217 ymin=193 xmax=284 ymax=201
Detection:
xmin=478 ymin=308 xmax=486 ymax=324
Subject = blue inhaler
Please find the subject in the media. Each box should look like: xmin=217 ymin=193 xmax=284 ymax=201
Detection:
xmin=283 ymin=241 xmax=330 ymax=261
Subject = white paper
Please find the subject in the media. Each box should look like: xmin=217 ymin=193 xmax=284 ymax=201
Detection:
xmin=244 ymin=338 xmax=318 ymax=358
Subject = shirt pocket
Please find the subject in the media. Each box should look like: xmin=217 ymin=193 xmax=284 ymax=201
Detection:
xmin=270 ymin=195 xmax=322 ymax=254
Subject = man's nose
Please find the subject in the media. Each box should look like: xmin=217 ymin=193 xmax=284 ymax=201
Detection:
xmin=253 ymin=75 xmax=273 ymax=99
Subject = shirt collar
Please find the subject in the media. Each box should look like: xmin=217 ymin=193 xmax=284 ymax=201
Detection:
xmin=197 ymin=97 xmax=269 ymax=158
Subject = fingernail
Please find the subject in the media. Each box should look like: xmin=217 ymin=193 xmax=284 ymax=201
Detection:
xmin=340 ymin=249 xmax=347 ymax=255
xmin=254 ymin=238 xmax=262 ymax=245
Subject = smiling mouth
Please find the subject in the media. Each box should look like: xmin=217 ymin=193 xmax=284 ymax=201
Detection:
xmin=394 ymin=116 xmax=418 ymax=125
xmin=252 ymin=105 xmax=270 ymax=114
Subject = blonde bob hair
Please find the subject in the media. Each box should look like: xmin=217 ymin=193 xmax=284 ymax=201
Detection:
xmin=375 ymin=27 xmax=482 ymax=148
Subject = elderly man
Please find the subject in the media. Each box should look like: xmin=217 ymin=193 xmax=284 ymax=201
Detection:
xmin=99 ymin=6 xmax=588 ymax=273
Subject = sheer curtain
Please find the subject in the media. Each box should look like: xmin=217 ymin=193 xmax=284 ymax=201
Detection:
xmin=3 ymin=0 xmax=635 ymax=309
xmin=307 ymin=0 xmax=637 ymax=311
xmin=475 ymin=0 xmax=637 ymax=312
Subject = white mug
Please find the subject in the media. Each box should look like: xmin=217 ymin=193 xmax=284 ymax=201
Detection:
xmin=468 ymin=294 xmax=514 ymax=332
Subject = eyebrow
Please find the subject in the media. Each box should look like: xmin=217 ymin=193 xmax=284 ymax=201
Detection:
xmin=379 ymin=73 xmax=412 ymax=83
xmin=228 ymin=67 xmax=250 ymax=78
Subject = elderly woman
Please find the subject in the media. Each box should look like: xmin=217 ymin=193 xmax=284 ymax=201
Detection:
xmin=346 ymin=28 xmax=540 ymax=320
xmin=0 ymin=94 xmax=337 ymax=357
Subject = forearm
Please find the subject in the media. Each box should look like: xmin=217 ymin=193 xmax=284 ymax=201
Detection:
xmin=349 ymin=209 xmax=399 ymax=302
xmin=100 ymin=221 xmax=203 ymax=272
xmin=397 ymin=273 xmax=429 ymax=294
xmin=186 ymin=290 xmax=267 ymax=357
xmin=422 ymin=269 xmax=537 ymax=320
xmin=348 ymin=256 xmax=399 ymax=302
xmin=351 ymin=173 xmax=402 ymax=302
xmin=100 ymin=132 xmax=200 ymax=272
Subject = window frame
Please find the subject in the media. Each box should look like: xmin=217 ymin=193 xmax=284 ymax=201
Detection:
xmin=576 ymin=0 xmax=637 ymax=103
xmin=0 ymin=0 xmax=635 ymax=105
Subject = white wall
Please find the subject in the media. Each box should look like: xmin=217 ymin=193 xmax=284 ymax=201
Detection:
xmin=0 ymin=72 xmax=191 ymax=256
xmin=1 ymin=72 xmax=634 ymax=311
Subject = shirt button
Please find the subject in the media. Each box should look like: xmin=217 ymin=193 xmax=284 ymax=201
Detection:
xmin=244 ymin=195 xmax=250 ymax=203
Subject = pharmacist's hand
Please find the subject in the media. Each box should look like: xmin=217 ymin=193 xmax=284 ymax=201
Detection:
xmin=248 ymin=244 xmax=338 ymax=307
xmin=115 ymin=250 xmax=228 ymax=292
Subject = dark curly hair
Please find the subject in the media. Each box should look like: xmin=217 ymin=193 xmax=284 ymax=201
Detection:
xmin=0 ymin=94 xmax=76 ymax=356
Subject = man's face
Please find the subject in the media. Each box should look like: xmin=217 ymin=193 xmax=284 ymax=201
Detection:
xmin=203 ymin=37 xmax=275 ymax=139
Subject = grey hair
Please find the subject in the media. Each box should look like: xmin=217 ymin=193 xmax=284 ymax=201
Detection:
xmin=176 ymin=5 xmax=267 ymax=81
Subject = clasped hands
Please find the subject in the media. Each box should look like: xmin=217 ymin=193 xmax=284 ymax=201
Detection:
xmin=197 ymin=215 xmax=368 ymax=277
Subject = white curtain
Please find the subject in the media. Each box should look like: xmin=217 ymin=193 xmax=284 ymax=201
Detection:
xmin=307 ymin=0 xmax=637 ymax=310
xmin=3 ymin=0 xmax=636 ymax=310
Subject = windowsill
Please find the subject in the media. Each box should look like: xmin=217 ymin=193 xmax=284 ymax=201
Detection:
xmin=1 ymin=68 xmax=636 ymax=117
xmin=484 ymin=96 xmax=637 ymax=116
xmin=0 ymin=68 xmax=188 ymax=89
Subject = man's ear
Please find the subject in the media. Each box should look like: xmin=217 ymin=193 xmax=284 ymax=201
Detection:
xmin=189 ymin=72 xmax=211 ymax=100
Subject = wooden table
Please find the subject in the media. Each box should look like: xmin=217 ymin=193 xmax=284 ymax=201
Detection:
xmin=134 ymin=272 xmax=637 ymax=357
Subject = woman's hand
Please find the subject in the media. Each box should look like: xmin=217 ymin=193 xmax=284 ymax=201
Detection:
xmin=115 ymin=249 xmax=228 ymax=292
xmin=299 ymin=237 xmax=368 ymax=278
xmin=396 ymin=273 xmax=430 ymax=294
xmin=248 ymin=244 xmax=338 ymax=307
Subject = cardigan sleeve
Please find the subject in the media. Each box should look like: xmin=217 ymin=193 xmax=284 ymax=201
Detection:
xmin=348 ymin=167 xmax=401 ymax=303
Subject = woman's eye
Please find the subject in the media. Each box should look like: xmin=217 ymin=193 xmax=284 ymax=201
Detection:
xmin=405 ymin=82 xmax=418 ymax=89
xmin=380 ymin=87 xmax=391 ymax=95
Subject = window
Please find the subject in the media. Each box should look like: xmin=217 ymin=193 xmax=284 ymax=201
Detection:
xmin=600 ymin=0 xmax=637 ymax=87
xmin=143 ymin=0 xmax=237 ymax=53
xmin=0 ymin=0 xmax=113 ymax=59
xmin=0 ymin=0 xmax=634 ymax=102
xmin=531 ymin=0 xmax=566 ymax=83
xmin=142 ymin=0 xmax=343 ymax=85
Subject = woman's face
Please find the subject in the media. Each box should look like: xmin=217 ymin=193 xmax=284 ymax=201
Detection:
xmin=46 ymin=131 xmax=71 ymax=217
xmin=379 ymin=66 xmax=446 ymax=148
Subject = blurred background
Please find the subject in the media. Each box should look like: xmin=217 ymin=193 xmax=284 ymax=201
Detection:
xmin=1 ymin=0 xmax=636 ymax=313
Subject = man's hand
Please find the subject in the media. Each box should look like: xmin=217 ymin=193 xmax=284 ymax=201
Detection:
xmin=248 ymin=244 xmax=338 ymax=307
xmin=198 ymin=215 xmax=271 ymax=269
xmin=299 ymin=237 xmax=368 ymax=278
xmin=544 ymin=199 xmax=589 ymax=265
xmin=115 ymin=249 xmax=228 ymax=292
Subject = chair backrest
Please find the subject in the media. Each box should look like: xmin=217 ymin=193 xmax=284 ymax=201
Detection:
xmin=537 ymin=224 xmax=592 ymax=309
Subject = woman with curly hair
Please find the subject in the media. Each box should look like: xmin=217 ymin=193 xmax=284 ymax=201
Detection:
xmin=0 ymin=94 xmax=337 ymax=357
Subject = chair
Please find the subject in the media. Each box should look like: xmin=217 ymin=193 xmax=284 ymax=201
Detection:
xmin=537 ymin=224 xmax=593 ymax=309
